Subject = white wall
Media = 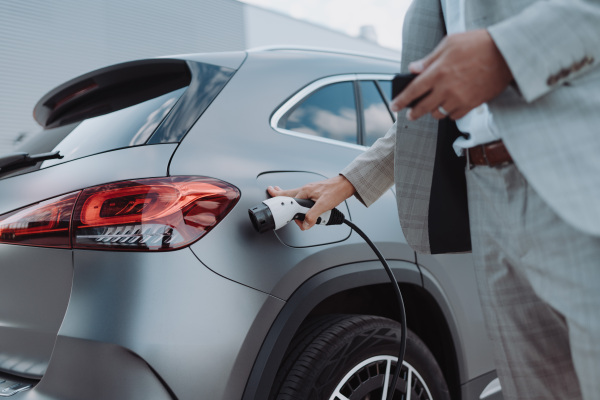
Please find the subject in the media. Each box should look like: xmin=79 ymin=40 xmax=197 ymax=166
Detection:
xmin=0 ymin=0 xmax=245 ymax=154
xmin=244 ymin=6 xmax=400 ymax=59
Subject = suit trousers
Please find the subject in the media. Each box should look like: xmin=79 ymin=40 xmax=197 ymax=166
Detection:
xmin=465 ymin=163 xmax=600 ymax=400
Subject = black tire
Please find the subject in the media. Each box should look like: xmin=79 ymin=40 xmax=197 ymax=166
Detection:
xmin=269 ymin=314 xmax=451 ymax=400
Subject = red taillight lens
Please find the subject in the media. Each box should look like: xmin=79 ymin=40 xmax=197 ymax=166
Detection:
xmin=0 ymin=192 xmax=80 ymax=248
xmin=0 ymin=176 xmax=240 ymax=251
xmin=72 ymin=177 xmax=240 ymax=251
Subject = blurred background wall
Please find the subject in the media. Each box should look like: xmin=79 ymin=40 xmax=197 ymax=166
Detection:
xmin=0 ymin=0 xmax=399 ymax=154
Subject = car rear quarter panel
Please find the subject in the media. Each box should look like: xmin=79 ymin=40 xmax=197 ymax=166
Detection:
xmin=42 ymin=248 xmax=284 ymax=400
xmin=0 ymin=246 xmax=72 ymax=378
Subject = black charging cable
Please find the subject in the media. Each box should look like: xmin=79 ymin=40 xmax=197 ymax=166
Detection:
xmin=343 ymin=218 xmax=407 ymax=400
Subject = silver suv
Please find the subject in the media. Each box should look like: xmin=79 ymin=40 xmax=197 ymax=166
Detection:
xmin=0 ymin=48 xmax=501 ymax=400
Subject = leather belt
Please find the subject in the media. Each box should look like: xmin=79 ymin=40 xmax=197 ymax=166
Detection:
xmin=467 ymin=140 xmax=513 ymax=167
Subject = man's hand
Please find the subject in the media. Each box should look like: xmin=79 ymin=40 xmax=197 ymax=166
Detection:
xmin=267 ymin=175 xmax=356 ymax=230
xmin=391 ymin=29 xmax=513 ymax=121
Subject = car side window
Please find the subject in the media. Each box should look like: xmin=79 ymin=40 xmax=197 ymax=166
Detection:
xmin=360 ymin=81 xmax=395 ymax=147
xmin=279 ymin=82 xmax=358 ymax=145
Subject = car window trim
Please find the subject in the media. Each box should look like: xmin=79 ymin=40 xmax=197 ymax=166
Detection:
xmin=374 ymin=80 xmax=397 ymax=122
xmin=270 ymin=74 xmax=395 ymax=150
xmin=353 ymin=80 xmax=365 ymax=146
xmin=358 ymin=80 xmax=398 ymax=147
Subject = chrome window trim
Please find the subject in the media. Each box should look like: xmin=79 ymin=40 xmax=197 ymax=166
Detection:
xmin=270 ymin=73 xmax=395 ymax=150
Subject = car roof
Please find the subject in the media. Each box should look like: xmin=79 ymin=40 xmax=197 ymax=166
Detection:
xmin=165 ymin=46 xmax=400 ymax=68
xmin=246 ymin=45 xmax=400 ymax=63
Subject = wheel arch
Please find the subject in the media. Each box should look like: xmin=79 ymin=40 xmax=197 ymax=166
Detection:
xmin=242 ymin=260 xmax=465 ymax=400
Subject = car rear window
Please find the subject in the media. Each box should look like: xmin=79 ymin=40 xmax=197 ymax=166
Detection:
xmin=5 ymin=59 xmax=236 ymax=176
xmin=18 ymin=87 xmax=186 ymax=166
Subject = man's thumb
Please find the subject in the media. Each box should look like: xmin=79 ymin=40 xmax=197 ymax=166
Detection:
xmin=302 ymin=209 xmax=318 ymax=230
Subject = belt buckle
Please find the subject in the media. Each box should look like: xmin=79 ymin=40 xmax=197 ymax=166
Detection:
xmin=466 ymin=144 xmax=489 ymax=169
xmin=466 ymin=147 xmax=473 ymax=170
xmin=480 ymin=144 xmax=491 ymax=167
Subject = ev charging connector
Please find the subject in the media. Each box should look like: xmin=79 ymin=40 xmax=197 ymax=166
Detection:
xmin=248 ymin=196 xmax=345 ymax=232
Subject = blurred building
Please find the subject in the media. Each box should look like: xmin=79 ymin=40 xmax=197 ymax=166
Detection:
xmin=0 ymin=0 xmax=399 ymax=155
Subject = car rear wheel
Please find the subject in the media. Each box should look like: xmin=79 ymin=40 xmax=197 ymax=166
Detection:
xmin=270 ymin=314 xmax=450 ymax=400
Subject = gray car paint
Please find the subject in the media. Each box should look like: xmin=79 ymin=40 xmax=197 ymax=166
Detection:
xmin=51 ymin=248 xmax=281 ymax=400
xmin=0 ymin=245 xmax=72 ymax=378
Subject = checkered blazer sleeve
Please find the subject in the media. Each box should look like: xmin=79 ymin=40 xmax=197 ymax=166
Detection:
xmin=487 ymin=0 xmax=600 ymax=102
xmin=340 ymin=122 xmax=397 ymax=207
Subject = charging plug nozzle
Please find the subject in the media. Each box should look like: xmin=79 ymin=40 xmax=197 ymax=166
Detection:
xmin=248 ymin=203 xmax=275 ymax=233
xmin=248 ymin=196 xmax=345 ymax=233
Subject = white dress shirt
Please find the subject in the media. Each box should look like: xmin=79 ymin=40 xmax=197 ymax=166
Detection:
xmin=440 ymin=0 xmax=500 ymax=155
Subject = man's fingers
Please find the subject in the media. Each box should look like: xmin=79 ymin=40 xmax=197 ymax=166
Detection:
xmin=406 ymin=31 xmax=513 ymax=121
xmin=301 ymin=200 xmax=330 ymax=230
xmin=394 ymin=43 xmax=446 ymax=111
xmin=267 ymin=185 xmax=300 ymax=198
xmin=391 ymin=65 xmax=439 ymax=115
xmin=391 ymin=78 xmax=431 ymax=112
xmin=448 ymin=106 xmax=471 ymax=120
xmin=266 ymin=185 xmax=314 ymax=230
xmin=410 ymin=36 xmax=446 ymax=73
xmin=430 ymin=103 xmax=454 ymax=120
xmin=405 ymin=83 xmax=439 ymax=120
xmin=266 ymin=175 xmax=356 ymax=231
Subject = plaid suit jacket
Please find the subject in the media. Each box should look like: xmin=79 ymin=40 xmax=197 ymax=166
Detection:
xmin=342 ymin=0 xmax=600 ymax=253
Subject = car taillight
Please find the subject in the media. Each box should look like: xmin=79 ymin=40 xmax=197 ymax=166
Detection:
xmin=0 ymin=176 xmax=240 ymax=251
xmin=0 ymin=192 xmax=80 ymax=248
xmin=73 ymin=176 xmax=240 ymax=251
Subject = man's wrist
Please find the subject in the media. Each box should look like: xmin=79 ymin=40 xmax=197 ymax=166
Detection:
xmin=337 ymin=173 xmax=357 ymax=198
xmin=484 ymin=29 xmax=514 ymax=85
